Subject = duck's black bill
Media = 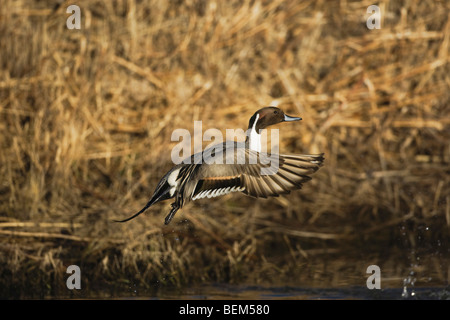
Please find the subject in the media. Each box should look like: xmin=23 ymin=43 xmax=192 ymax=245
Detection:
xmin=284 ymin=114 xmax=302 ymax=121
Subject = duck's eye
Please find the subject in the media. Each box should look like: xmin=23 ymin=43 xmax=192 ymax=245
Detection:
xmin=274 ymin=110 xmax=278 ymax=114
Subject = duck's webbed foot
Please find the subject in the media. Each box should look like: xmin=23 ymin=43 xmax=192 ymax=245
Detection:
xmin=164 ymin=203 xmax=180 ymax=225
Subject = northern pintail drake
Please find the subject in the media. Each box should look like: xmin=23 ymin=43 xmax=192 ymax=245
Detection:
xmin=116 ymin=107 xmax=324 ymax=225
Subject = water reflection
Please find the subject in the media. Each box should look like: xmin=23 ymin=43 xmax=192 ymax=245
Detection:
xmin=75 ymin=251 xmax=448 ymax=300
xmin=116 ymin=284 xmax=449 ymax=300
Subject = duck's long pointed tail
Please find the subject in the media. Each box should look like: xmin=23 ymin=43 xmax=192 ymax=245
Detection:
xmin=114 ymin=183 xmax=172 ymax=223
xmin=113 ymin=199 xmax=155 ymax=223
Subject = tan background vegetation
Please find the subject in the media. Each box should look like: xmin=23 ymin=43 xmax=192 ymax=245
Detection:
xmin=0 ymin=0 xmax=448 ymax=298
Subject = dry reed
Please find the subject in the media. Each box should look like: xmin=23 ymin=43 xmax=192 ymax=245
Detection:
xmin=0 ymin=0 xmax=448 ymax=298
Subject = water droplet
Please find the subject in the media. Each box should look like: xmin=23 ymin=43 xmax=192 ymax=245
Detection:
xmin=401 ymin=285 xmax=409 ymax=298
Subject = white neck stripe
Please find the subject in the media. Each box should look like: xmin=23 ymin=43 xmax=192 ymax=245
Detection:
xmin=248 ymin=113 xmax=261 ymax=152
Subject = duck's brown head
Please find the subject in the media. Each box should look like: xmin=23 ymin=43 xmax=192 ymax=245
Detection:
xmin=248 ymin=107 xmax=302 ymax=131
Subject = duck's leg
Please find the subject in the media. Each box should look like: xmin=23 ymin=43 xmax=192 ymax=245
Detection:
xmin=164 ymin=203 xmax=180 ymax=225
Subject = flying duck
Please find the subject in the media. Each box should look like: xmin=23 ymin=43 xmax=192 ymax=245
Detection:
xmin=116 ymin=107 xmax=324 ymax=225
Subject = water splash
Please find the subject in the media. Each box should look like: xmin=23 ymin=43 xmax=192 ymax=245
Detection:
xmin=401 ymin=270 xmax=417 ymax=298
xmin=129 ymin=282 xmax=138 ymax=295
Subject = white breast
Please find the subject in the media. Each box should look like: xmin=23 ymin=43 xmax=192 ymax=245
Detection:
xmin=248 ymin=113 xmax=261 ymax=152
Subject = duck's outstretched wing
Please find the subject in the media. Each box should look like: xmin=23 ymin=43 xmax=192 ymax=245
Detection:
xmin=240 ymin=153 xmax=324 ymax=198
xmin=188 ymin=150 xmax=324 ymax=200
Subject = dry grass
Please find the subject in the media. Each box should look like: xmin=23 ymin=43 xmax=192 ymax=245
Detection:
xmin=0 ymin=0 xmax=449 ymax=298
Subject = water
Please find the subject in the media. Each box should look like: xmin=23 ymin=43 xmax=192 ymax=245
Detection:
xmin=37 ymin=222 xmax=449 ymax=300
xmin=401 ymin=272 xmax=417 ymax=298
xmin=114 ymin=284 xmax=449 ymax=300
xmin=85 ymin=248 xmax=448 ymax=300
